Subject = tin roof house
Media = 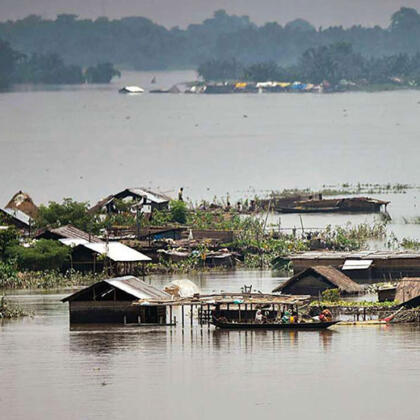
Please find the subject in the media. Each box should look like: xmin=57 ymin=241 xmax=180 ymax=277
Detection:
xmin=62 ymin=276 xmax=170 ymax=324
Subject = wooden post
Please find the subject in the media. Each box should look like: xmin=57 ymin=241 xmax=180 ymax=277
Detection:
xmin=181 ymin=305 xmax=184 ymax=329
xmin=245 ymin=304 xmax=248 ymax=323
xmin=238 ymin=304 xmax=241 ymax=322
xmin=190 ymin=305 xmax=193 ymax=328
xmin=169 ymin=305 xmax=173 ymax=325
xmin=207 ymin=304 xmax=211 ymax=328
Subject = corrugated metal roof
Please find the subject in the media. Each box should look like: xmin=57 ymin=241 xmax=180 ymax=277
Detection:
xmin=0 ymin=207 xmax=31 ymax=225
xmin=62 ymin=276 xmax=169 ymax=302
xmin=105 ymin=276 xmax=168 ymax=299
xmin=83 ymin=242 xmax=151 ymax=262
xmin=128 ymin=188 xmax=171 ymax=204
xmin=288 ymin=251 xmax=420 ymax=260
xmin=60 ymin=239 xmax=151 ymax=262
xmin=59 ymin=238 xmax=91 ymax=247
xmin=342 ymin=259 xmax=373 ymax=270
xmin=50 ymin=225 xmax=102 ymax=242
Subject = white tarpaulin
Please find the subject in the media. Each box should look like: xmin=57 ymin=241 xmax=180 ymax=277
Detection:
xmin=342 ymin=259 xmax=373 ymax=270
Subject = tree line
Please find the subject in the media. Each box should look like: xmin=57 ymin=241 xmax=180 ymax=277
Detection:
xmin=198 ymin=42 xmax=420 ymax=86
xmin=0 ymin=39 xmax=120 ymax=88
xmin=1 ymin=8 xmax=420 ymax=71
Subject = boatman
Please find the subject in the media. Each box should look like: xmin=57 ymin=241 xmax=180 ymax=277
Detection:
xmin=178 ymin=187 xmax=184 ymax=201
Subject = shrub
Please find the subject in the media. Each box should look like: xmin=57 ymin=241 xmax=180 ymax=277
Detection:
xmin=321 ymin=288 xmax=341 ymax=302
xmin=7 ymin=240 xmax=70 ymax=271
xmin=170 ymin=200 xmax=187 ymax=224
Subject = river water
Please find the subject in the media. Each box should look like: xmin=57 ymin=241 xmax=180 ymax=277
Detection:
xmin=1 ymin=271 xmax=419 ymax=420
xmin=2 ymin=70 xmax=420 ymax=241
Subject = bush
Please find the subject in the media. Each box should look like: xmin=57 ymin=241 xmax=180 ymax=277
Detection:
xmin=0 ymin=260 xmax=19 ymax=288
xmin=0 ymin=227 xmax=19 ymax=258
xmin=7 ymin=240 xmax=70 ymax=271
xmin=170 ymin=200 xmax=188 ymax=224
xmin=321 ymin=288 xmax=341 ymax=302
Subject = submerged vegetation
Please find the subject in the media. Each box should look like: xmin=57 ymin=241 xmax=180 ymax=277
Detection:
xmin=0 ymin=295 xmax=28 ymax=318
xmin=0 ymin=40 xmax=120 ymax=88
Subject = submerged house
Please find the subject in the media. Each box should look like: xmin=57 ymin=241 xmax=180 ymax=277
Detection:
xmin=395 ymin=278 xmax=420 ymax=308
xmin=272 ymin=265 xmax=363 ymax=296
xmin=90 ymin=188 xmax=171 ymax=215
xmin=287 ymin=250 xmax=420 ymax=283
xmin=62 ymin=276 xmax=170 ymax=324
xmin=35 ymin=224 xmax=150 ymax=274
xmin=61 ymin=240 xmax=151 ymax=274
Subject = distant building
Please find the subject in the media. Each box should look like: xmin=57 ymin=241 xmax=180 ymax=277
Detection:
xmin=272 ymin=265 xmax=363 ymax=296
xmin=62 ymin=276 xmax=169 ymax=324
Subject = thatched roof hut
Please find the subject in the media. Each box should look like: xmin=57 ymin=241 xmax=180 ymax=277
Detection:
xmin=395 ymin=278 xmax=420 ymax=308
xmin=273 ymin=265 xmax=363 ymax=296
xmin=5 ymin=191 xmax=38 ymax=218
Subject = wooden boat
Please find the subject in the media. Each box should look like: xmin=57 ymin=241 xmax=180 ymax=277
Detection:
xmin=211 ymin=318 xmax=339 ymax=330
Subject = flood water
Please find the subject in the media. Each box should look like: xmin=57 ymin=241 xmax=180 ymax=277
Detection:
xmin=2 ymin=70 xmax=420 ymax=240
xmin=1 ymin=271 xmax=419 ymax=420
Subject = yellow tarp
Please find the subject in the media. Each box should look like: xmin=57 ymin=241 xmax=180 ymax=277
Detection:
xmin=276 ymin=82 xmax=291 ymax=88
xmin=235 ymin=82 xmax=247 ymax=88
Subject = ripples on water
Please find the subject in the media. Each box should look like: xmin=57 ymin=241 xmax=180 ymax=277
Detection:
xmin=1 ymin=271 xmax=419 ymax=420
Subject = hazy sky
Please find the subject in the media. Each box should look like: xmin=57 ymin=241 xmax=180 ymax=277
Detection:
xmin=0 ymin=0 xmax=419 ymax=28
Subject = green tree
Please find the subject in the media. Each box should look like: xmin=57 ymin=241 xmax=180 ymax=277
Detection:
xmin=84 ymin=62 xmax=121 ymax=83
xmin=0 ymin=39 xmax=22 ymax=88
xmin=36 ymin=198 xmax=100 ymax=233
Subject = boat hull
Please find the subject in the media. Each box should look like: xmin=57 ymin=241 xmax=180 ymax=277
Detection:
xmin=211 ymin=319 xmax=339 ymax=330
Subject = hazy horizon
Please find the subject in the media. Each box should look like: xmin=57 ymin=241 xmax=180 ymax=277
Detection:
xmin=1 ymin=0 xmax=420 ymax=28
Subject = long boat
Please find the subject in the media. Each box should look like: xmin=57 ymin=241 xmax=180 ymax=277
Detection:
xmin=211 ymin=318 xmax=339 ymax=330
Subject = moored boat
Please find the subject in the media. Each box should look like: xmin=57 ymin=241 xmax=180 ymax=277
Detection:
xmin=211 ymin=317 xmax=339 ymax=330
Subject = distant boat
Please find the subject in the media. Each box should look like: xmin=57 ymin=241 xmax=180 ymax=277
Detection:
xmin=119 ymin=86 xmax=144 ymax=94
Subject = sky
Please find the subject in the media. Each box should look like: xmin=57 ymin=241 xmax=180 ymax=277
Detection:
xmin=1 ymin=0 xmax=420 ymax=28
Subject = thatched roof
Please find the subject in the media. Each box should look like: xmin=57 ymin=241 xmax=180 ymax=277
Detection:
xmin=273 ymin=265 xmax=363 ymax=294
xmin=5 ymin=191 xmax=38 ymax=218
xmin=395 ymin=278 xmax=420 ymax=306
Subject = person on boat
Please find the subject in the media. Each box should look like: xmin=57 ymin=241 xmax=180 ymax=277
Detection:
xmin=281 ymin=310 xmax=291 ymax=324
xmin=255 ymin=309 xmax=263 ymax=323
xmin=321 ymin=308 xmax=333 ymax=322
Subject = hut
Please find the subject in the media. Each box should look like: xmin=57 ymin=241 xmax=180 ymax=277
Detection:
xmin=272 ymin=265 xmax=363 ymax=296
xmin=287 ymin=250 xmax=420 ymax=283
xmin=34 ymin=224 xmax=102 ymax=242
xmin=60 ymin=240 xmax=151 ymax=275
xmin=5 ymin=191 xmax=38 ymax=218
xmin=395 ymin=278 xmax=420 ymax=308
xmin=90 ymin=188 xmax=171 ymax=215
xmin=61 ymin=276 xmax=170 ymax=324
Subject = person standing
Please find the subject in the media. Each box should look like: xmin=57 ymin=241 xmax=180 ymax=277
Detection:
xmin=178 ymin=187 xmax=184 ymax=201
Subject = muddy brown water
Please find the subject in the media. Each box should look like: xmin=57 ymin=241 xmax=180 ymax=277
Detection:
xmin=1 ymin=271 xmax=419 ymax=420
